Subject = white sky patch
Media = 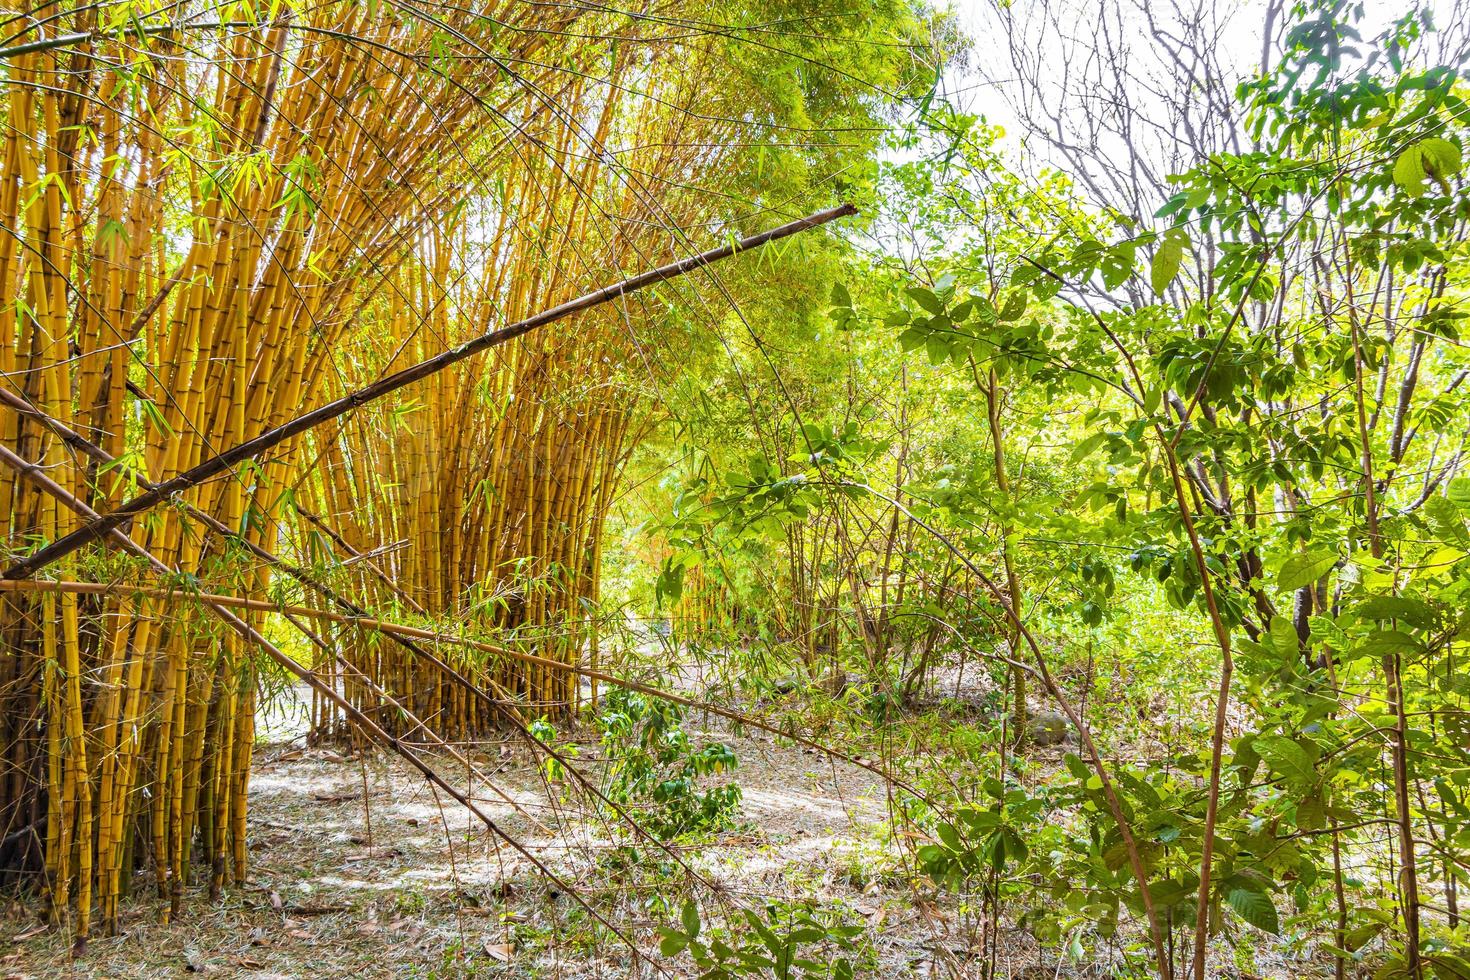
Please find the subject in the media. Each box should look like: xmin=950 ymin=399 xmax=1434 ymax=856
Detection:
xmin=936 ymin=0 xmax=1468 ymax=155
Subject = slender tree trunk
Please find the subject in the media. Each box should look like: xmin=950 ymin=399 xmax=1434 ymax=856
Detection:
xmin=975 ymin=359 xmax=1027 ymax=744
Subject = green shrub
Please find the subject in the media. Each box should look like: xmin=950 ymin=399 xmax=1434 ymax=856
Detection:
xmin=595 ymin=689 xmax=742 ymax=839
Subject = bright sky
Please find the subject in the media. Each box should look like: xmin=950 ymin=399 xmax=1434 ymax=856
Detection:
xmin=940 ymin=0 xmax=1469 ymax=134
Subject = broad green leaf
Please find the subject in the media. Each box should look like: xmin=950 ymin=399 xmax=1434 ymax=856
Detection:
xmin=1348 ymin=630 xmax=1425 ymax=661
xmin=906 ymin=286 xmax=945 ymax=315
xmin=1392 ymin=147 xmax=1425 ymax=193
xmin=1449 ymin=477 xmax=1470 ymax=507
xmin=1151 ymin=236 xmax=1186 ymax=295
xmin=1371 ymin=956 xmax=1414 ymax=980
xmin=1226 ymin=886 xmax=1279 ymax=934
xmin=1343 ymin=920 xmax=1388 ymax=952
xmin=1353 ymin=596 xmax=1434 ymax=626
xmin=1426 ymin=495 xmax=1470 ymax=546
xmin=1148 ymin=875 xmax=1200 ymax=910
xmin=1297 ymin=790 xmax=1326 ymax=831
xmin=1070 ymin=432 xmax=1107 ymax=462
xmin=659 ymin=928 xmax=689 ymax=957
xmin=987 ymin=826 xmax=1027 ymax=870
xmin=1393 ymin=137 xmax=1463 ymax=196
xmin=999 ymin=291 xmax=1027 ymax=321
xmin=1425 ymin=952 xmax=1470 ymax=979
xmin=958 ymin=806 xmax=999 ymax=831
xmin=1254 ymin=735 xmax=1315 ymax=786
xmin=1277 ymin=550 xmax=1337 ymax=591
xmin=1100 ymin=242 xmax=1136 ymax=290
xmin=681 ymin=899 xmax=701 ymax=937
xmin=1268 ymin=615 xmax=1299 ymax=661
xmin=1230 ymin=736 xmax=1261 ymax=785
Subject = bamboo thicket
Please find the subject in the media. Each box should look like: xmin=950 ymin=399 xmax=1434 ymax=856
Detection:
xmin=295 ymin=27 xmax=809 ymax=738
xmin=0 ymin=0 xmax=916 ymax=942
xmin=0 ymin=0 xmax=656 ymax=937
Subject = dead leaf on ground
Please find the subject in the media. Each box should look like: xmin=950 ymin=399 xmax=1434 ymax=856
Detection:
xmin=312 ymin=791 xmax=360 ymax=803
xmin=345 ymin=847 xmax=400 ymax=863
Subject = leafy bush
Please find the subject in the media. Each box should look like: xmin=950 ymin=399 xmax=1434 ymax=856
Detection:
xmin=660 ymin=898 xmax=866 ymax=980
xmin=595 ymin=689 xmax=741 ymax=839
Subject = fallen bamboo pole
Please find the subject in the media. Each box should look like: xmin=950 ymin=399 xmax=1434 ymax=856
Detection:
xmin=4 ymin=203 xmax=857 ymax=581
xmin=0 ymin=574 xmax=924 ymax=798
xmin=0 ymin=386 xmax=519 ymax=718
xmin=0 ymin=389 xmax=726 ymax=888
xmin=0 ymin=443 xmax=656 ymax=965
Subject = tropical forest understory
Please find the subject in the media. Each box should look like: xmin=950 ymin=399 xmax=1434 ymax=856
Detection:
xmin=2 ymin=0 xmax=1470 ymax=977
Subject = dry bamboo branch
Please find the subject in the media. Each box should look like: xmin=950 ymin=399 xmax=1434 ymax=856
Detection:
xmin=0 ymin=388 xmax=724 ymax=882
xmin=5 ymin=204 xmax=857 ymax=581
xmin=0 ymin=442 xmax=659 ymax=967
xmin=0 ymin=575 xmax=927 ymax=800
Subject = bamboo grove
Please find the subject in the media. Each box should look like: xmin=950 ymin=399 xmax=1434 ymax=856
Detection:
xmin=0 ymin=0 xmax=927 ymax=943
xmin=296 ymin=70 xmax=734 ymax=738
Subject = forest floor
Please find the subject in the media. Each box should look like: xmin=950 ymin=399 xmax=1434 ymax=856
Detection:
xmin=3 ymin=667 xmax=1322 ymax=979
xmin=2 ymin=679 xmax=1061 ymax=979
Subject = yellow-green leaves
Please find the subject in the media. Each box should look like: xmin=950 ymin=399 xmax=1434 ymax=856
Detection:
xmin=1150 ymin=230 xmax=1190 ymax=295
xmin=1099 ymin=239 xmax=1136 ymax=289
xmin=1268 ymin=614 xmax=1300 ymax=661
xmin=1254 ymin=734 xmax=1317 ymax=787
xmin=905 ymin=284 xmax=945 ymax=315
xmin=1392 ymin=137 xmax=1463 ymax=196
xmin=829 ymin=282 xmax=858 ymax=330
xmin=1347 ymin=630 xmax=1425 ymax=662
xmin=1276 ymin=549 xmax=1338 ymax=591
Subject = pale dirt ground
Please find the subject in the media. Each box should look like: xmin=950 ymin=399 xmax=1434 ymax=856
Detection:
xmin=2 ymin=684 xmax=1034 ymax=979
xmin=1 ymin=675 xmax=1329 ymax=979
